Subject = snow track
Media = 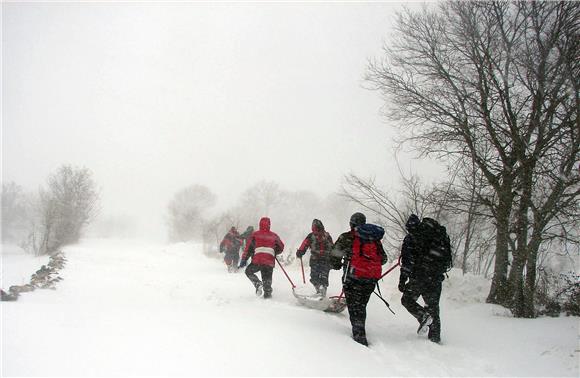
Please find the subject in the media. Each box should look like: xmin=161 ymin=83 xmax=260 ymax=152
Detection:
xmin=2 ymin=239 xmax=578 ymax=376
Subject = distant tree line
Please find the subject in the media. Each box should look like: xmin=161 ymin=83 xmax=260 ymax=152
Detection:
xmin=2 ymin=165 xmax=99 ymax=255
xmin=166 ymin=180 xmax=357 ymax=264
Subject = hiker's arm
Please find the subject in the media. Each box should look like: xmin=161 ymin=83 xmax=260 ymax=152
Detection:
xmin=296 ymin=235 xmax=311 ymax=257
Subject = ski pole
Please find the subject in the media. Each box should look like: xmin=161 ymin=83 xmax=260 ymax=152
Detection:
xmin=275 ymin=256 xmax=296 ymax=289
xmin=300 ymin=257 xmax=306 ymax=284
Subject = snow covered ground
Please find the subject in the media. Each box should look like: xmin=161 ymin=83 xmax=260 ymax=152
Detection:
xmin=1 ymin=244 xmax=50 ymax=288
xmin=2 ymin=239 xmax=578 ymax=377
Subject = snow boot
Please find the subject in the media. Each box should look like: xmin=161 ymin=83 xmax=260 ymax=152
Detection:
xmin=417 ymin=313 xmax=433 ymax=335
xmin=319 ymin=286 xmax=327 ymax=297
xmin=353 ymin=334 xmax=368 ymax=347
xmin=263 ymin=292 xmax=272 ymax=299
xmin=429 ymin=335 xmax=441 ymax=344
xmin=255 ymin=283 xmax=263 ymax=297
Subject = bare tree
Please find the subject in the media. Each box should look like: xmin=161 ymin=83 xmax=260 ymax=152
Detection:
xmin=23 ymin=165 xmax=99 ymax=255
xmin=167 ymin=184 xmax=217 ymax=242
xmin=366 ymin=1 xmax=580 ymax=316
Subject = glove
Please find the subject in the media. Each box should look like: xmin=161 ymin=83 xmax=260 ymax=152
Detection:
xmin=329 ymin=256 xmax=341 ymax=270
xmin=238 ymin=260 xmax=247 ymax=269
xmin=296 ymin=250 xmax=305 ymax=258
xmin=398 ymin=275 xmax=408 ymax=293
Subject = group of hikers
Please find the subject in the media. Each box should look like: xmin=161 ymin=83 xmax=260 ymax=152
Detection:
xmin=219 ymin=212 xmax=452 ymax=346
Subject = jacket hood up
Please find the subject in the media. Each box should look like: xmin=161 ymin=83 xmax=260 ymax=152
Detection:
xmin=259 ymin=217 xmax=271 ymax=232
xmin=311 ymin=219 xmax=325 ymax=233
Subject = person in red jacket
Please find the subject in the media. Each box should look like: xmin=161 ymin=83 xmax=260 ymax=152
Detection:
xmin=219 ymin=227 xmax=242 ymax=273
xmin=238 ymin=217 xmax=284 ymax=299
xmin=296 ymin=219 xmax=334 ymax=297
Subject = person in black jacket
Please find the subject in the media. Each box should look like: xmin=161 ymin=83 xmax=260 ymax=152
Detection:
xmin=296 ymin=219 xmax=334 ymax=296
xmin=399 ymin=214 xmax=446 ymax=343
xmin=330 ymin=212 xmax=388 ymax=346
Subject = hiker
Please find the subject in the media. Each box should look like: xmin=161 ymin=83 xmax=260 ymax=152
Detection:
xmin=399 ymin=215 xmax=452 ymax=344
xmin=239 ymin=225 xmax=254 ymax=251
xmin=220 ymin=227 xmax=242 ymax=272
xmin=330 ymin=212 xmax=388 ymax=346
xmin=238 ymin=217 xmax=284 ymax=299
xmin=296 ymin=219 xmax=334 ymax=296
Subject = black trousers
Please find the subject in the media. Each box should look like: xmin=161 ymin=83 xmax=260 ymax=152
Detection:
xmin=343 ymin=277 xmax=377 ymax=342
xmin=224 ymin=250 xmax=239 ymax=267
xmin=401 ymin=277 xmax=442 ymax=341
xmin=309 ymin=256 xmax=331 ymax=288
xmin=245 ymin=263 xmax=274 ymax=295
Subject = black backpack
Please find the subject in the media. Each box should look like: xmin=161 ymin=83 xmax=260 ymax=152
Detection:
xmin=418 ymin=217 xmax=452 ymax=276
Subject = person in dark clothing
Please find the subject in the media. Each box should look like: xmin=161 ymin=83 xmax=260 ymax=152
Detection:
xmin=296 ymin=219 xmax=334 ymax=297
xmin=239 ymin=226 xmax=254 ymax=245
xmin=330 ymin=212 xmax=388 ymax=346
xmin=239 ymin=217 xmax=284 ymax=299
xmin=399 ymin=214 xmax=445 ymax=343
xmin=219 ymin=227 xmax=242 ymax=273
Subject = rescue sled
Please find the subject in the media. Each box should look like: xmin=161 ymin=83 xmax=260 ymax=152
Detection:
xmin=275 ymin=256 xmax=347 ymax=313
xmin=292 ymin=286 xmax=347 ymax=313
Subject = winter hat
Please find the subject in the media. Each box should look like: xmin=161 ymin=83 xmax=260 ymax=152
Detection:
xmin=349 ymin=212 xmax=366 ymax=229
xmin=405 ymin=214 xmax=421 ymax=231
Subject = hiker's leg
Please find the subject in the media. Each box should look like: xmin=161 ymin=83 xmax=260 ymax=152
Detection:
xmin=261 ymin=265 xmax=274 ymax=297
xmin=232 ymin=251 xmax=239 ymax=268
xmin=309 ymin=257 xmax=322 ymax=289
xmin=245 ymin=263 xmax=262 ymax=289
xmin=401 ymin=277 xmax=427 ymax=322
xmin=344 ymin=278 xmax=376 ymax=344
xmin=424 ymin=280 xmax=442 ymax=342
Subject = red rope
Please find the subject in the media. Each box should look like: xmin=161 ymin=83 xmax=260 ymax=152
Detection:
xmin=275 ymin=256 xmax=296 ymax=289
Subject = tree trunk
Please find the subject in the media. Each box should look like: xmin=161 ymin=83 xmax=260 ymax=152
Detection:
xmin=523 ymin=230 xmax=544 ymax=318
xmin=487 ymin=200 xmax=511 ymax=304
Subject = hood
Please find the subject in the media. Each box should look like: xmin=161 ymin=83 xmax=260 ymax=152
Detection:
xmin=311 ymin=219 xmax=324 ymax=233
xmin=259 ymin=217 xmax=271 ymax=232
xmin=405 ymin=214 xmax=421 ymax=232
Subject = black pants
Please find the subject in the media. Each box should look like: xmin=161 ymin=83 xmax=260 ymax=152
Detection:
xmin=401 ymin=277 xmax=442 ymax=341
xmin=245 ymin=263 xmax=274 ymax=296
xmin=343 ymin=277 xmax=377 ymax=343
xmin=309 ymin=256 xmax=330 ymax=288
xmin=224 ymin=250 xmax=239 ymax=267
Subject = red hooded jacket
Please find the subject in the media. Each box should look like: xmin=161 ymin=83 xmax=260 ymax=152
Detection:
xmin=241 ymin=217 xmax=284 ymax=267
xmin=297 ymin=219 xmax=334 ymax=258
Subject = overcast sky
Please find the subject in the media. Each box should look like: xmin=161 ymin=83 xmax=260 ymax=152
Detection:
xmin=2 ymin=1 xmax=437 ymax=238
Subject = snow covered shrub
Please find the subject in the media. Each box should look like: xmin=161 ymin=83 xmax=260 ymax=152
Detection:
xmin=536 ymin=270 xmax=580 ymax=317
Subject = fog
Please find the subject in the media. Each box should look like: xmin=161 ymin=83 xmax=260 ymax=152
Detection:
xmin=2 ymin=2 xmax=436 ymax=241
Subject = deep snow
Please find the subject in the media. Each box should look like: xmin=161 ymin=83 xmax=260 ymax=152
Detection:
xmin=1 ymin=239 xmax=578 ymax=377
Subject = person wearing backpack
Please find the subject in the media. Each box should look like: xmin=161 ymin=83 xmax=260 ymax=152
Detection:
xmin=296 ymin=219 xmax=334 ymax=297
xmin=219 ymin=227 xmax=242 ymax=273
xmin=239 ymin=226 xmax=254 ymax=247
xmin=238 ymin=217 xmax=284 ymax=299
xmin=330 ymin=212 xmax=388 ymax=346
xmin=399 ymin=215 xmax=452 ymax=344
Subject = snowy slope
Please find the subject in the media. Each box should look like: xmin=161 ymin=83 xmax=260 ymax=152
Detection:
xmin=2 ymin=239 xmax=578 ymax=377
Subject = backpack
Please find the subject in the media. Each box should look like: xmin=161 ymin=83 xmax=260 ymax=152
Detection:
xmin=418 ymin=217 xmax=452 ymax=276
xmin=349 ymin=224 xmax=385 ymax=279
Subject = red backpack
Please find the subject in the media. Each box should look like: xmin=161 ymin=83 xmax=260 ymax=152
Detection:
xmin=350 ymin=224 xmax=385 ymax=279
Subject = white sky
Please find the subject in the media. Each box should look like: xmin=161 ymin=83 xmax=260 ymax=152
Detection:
xmin=2 ymin=1 xmax=437 ymax=237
